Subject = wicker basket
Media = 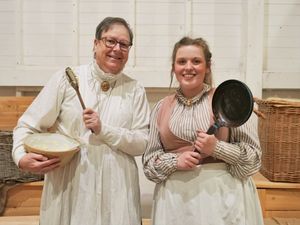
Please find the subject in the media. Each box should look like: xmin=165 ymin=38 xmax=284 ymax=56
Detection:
xmin=0 ymin=130 xmax=43 ymax=183
xmin=255 ymin=97 xmax=300 ymax=182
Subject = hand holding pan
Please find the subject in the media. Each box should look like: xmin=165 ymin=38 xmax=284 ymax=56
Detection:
xmin=206 ymin=79 xmax=254 ymax=135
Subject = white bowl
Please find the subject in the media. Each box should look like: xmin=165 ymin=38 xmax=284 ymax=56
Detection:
xmin=24 ymin=133 xmax=80 ymax=167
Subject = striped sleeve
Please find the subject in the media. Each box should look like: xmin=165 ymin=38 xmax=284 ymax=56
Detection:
xmin=142 ymin=100 xmax=178 ymax=184
xmin=212 ymin=114 xmax=262 ymax=179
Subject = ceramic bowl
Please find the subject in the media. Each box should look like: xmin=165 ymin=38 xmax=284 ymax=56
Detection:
xmin=24 ymin=133 xmax=80 ymax=167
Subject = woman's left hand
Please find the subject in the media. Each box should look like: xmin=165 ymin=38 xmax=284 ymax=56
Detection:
xmin=194 ymin=130 xmax=217 ymax=156
xmin=83 ymin=108 xmax=101 ymax=134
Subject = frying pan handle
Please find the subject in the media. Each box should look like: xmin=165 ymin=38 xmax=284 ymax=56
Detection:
xmin=206 ymin=123 xmax=220 ymax=135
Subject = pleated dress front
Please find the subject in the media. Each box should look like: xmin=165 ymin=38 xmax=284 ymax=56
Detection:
xmin=13 ymin=62 xmax=150 ymax=225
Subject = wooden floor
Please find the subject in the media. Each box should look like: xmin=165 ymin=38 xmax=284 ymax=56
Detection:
xmin=0 ymin=216 xmax=151 ymax=225
xmin=1 ymin=216 xmax=300 ymax=225
xmin=0 ymin=216 xmax=39 ymax=225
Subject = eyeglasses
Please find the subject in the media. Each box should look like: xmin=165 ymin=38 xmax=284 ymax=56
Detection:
xmin=100 ymin=37 xmax=132 ymax=52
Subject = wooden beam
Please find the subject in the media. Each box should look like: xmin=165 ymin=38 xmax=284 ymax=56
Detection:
xmin=242 ymin=0 xmax=264 ymax=98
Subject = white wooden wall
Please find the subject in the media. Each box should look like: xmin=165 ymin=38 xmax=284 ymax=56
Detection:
xmin=0 ymin=0 xmax=299 ymax=217
xmin=263 ymin=0 xmax=300 ymax=89
xmin=0 ymin=0 xmax=299 ymax=97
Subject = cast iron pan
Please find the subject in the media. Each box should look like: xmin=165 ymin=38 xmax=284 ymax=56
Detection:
xmin=206 ymin=79 xmax=254 ymax=135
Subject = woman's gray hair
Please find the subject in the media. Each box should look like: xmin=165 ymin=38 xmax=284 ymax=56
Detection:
xmin=95 ymin=17 xmax=133 ymax=44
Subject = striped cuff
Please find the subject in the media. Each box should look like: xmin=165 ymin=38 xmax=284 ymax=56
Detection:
xmin=212 ymin=140 xmax=241 ymax=165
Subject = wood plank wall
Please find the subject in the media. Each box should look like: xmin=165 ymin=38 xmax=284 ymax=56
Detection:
xmin=0 ymin=0 xmax=299 ymax=93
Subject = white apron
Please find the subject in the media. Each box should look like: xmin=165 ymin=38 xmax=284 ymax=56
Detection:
xmin=152 ymin=163 xmax=264 ymax=225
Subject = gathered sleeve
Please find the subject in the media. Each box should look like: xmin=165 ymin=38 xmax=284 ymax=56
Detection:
xmin=142 ymin=101 xmax=178 ymax=184
xmin=212 ymin=114 xmax=262 ymax=179
xmin=12 ymin=70 xmax=67 ymax=166
xmin=91 ymin=84 xmax=150 ymax=157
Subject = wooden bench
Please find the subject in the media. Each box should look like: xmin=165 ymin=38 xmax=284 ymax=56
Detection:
xmin=254 ymin=173 xmax=300 ymax=218
xmin=0 ymin=96 xmax=35 ymax=131
xmin=2 ymin=182 xmax=43 ymax=216
xmin=3 ymin=173 xmax=300 ymax=217
xmin=0 ymin=96 xmax=41 ymax=217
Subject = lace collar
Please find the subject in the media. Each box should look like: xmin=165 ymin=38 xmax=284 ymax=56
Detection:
xmin=176 ymin=84 xmax=211 ymax=106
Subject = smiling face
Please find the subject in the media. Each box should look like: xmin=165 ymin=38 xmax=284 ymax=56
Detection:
xmin=93 ymin=23 xmax=131 ymax=74
xmin=173 ymin=45 xmax=210 ymax=98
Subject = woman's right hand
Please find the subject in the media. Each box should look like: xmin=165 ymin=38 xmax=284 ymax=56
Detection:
xmin=176 ymin=151 xmax=202 ymax=170
xmin=19 ymin=153 xmax=60 ymax=174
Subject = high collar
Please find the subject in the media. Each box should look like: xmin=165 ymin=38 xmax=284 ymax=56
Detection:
xmin=176 ymin=83 xmax=211 ymax=107
xmin=91 ymin=60 xmax=123 ymax=84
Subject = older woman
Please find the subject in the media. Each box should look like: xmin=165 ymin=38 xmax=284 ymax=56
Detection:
xmin=13 ymin=17 xmax=150 ymax=225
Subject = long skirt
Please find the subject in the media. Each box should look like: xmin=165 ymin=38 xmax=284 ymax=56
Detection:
xmin=152 ymin=163 xmax=264 ymax=225
xmin=39 ymin=144 xmax=141 ymax=225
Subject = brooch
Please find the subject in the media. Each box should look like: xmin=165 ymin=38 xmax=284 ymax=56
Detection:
xmin=101 ymin=81 xmax=110 ymax=92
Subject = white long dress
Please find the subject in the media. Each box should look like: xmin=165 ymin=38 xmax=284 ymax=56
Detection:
xmin=12 ymin=61 xmax=150 ymax=225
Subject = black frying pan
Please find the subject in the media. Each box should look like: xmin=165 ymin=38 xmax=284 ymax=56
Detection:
xmin=206 ymin=79 xmax=254 ymax=135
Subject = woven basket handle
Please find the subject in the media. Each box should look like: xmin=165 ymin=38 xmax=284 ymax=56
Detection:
xmin=253 ymin=97 xmax=266 ymax=119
